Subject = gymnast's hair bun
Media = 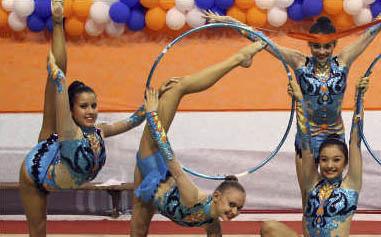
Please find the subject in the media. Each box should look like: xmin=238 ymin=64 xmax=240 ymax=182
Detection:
xmin=224 ymin=175 xmax=238 ymax=182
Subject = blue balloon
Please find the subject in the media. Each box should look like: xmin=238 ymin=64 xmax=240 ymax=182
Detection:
xmin=302 ymin=0 xmax=322 ymax=17
xmin=210 ymin=6 xmax=226 ymax=16
xmin=370 ymin=1 xmax=381 ymax=18
xmin=288 ymin=2 xmax=304 ymax=21
xmin=27 ymin=13 xmax=45 ymax=32
xmin=132 ymin=2 xmax=146 ymax=12
xmin=46 ymin=17 xmax=53 ymax=32
xmin=214 ymin=0 xmax=234 ymax=10
xmin=35 ymin=0 xmax=52 ymax=19
xmin=109 ymin=2 xmax=131 ymax=24
xmin=127 ymin=9 xmax=145 ymax=31
xmin=121 ymin=0 xmax=139 ymax=8
xmin=195 ymin=0 xmax=215 ymax=10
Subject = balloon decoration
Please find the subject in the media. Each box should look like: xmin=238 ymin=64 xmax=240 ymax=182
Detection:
xmin=1 ymin=0 xmax=380 ymax=39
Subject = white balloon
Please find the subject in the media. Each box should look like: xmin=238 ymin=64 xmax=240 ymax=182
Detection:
xmin=255 ymin=0 xmax=275 ymax=10
xmin=166 ymin=7 xmax=186 ymax=30
xmin=8 ymin=12 xmax=26 ymax=31
xmin=85 ymin=19 xmax=105 ymax=36
xmin=90 ymin=1 xmax=110 ymax=25
xmin=105 ymin=21 xmax=125 ymax=37
xmin=13 ymin=0 xmax=34 ymax=17
xmin=186 ymin=7 xmax=205 ymax=28
xmin=2 ymin=0 xmax=14 ymax=12
xmin=354 ymin=7 xmax=373 ymax=26
xmin=98 ymin=0 xmax=119 ymax=6
xmin=267 ymin=7 xmax=287 ymax=27
xmin=343 ymin=0 xmax=363 ymax=15
xmin=362 ymin=0 xmax=376 ymax=5
xmin=275 ymin=0 xmax=294 ymax=8
xmin=175 ymin=0 xmax=194 ymax=13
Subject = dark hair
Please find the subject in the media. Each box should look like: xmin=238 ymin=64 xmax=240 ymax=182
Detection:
xmin=309 ymin=16 xmax=336 ymax=34
xmin=68 ymin=80 xmax=95 ymax=109
xmin=215 ymin=175 xmax=245 ymax=194
xmin=318 ymin=134 xmax=348 ymax=164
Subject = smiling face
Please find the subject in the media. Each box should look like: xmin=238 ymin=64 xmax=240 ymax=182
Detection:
xmin=213 ymin=188 xmax=246 ymax=221
xmin=319 ymin=145 xmax=347 ymax=180
xmin=309 ymin=41 xmax=336 ymax=65
xmin=71 ymin=92 xmax=98 ymax=128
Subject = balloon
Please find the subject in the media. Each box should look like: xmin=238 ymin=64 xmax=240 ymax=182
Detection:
xmin=195 ymin=0 xmax=214 ymax=9
xmin=354 ymin=7 xmax=373 ymax=25
xmin=214 ymin=0 xmax=234 ymax=10
xmin=127 ymin=8 xmax=145 ymax=31
xmin=35 ymin=0 xmax=51 ymax=18
xmin=63 ymin=0 xmax=73 ymax=17
xmin=343 ymin=0 xmax=363 ymax=15
xmin=1 ymin=0 xmax=14 ymax=12
xmin=186 ymin=7 xmax=205 ymax=27
xmin=370 ymin=0 xmax=381 ymax=17
xmin=140 ymin=0 xmax=159 ymax=8
xmin=121 ymin=0 xmax=139 ymax=7
xmin=160 ymin=0 xmax=175 ymax=9
xmin=235 ymin=0 xmax=254 ymax=10
xmin=109 ymin=2 xmax=130 ymax=23
xmin=85 ymin=18 xmax=104 ymax=36
xmin=268 ymin=7 xmax=287 ymax=27
xmin=72 ymin=0 xmax=93 ymax=20
xmin=90 ymin=1 xmax=111 ymax=24
xmin=363 ymin=0 xmax=376 ymax=5
xmin=166 ymin=7 xmax=185 ymax=30
xmin=287 ymin=1 xmax=304 ymax=21
xmin=46 ymin=17 xmax=53 ymax=32
xmin=0 ymin=7 xmax=8 ymax=27
xmin=247 ymin=5 xmax=267 ymax=27
xmin=302 ymin=0 xmax=323 ymax=17
xmin=27 ymin=13 xmax=45 ymax=32
xmin=332 ymin=11 xmax=354 ymax=29
xmin=226 ymin=5 xmax=246 ymax=23
xmin=175 ymin=0 xmax=194 ymax=13
xmin=105 ymin=21 xmax=124 ymax=37
xmin=13 ymin=0 xmax=34 ymax=18
xmin=8 ymin=12 xmax=26 ymax=31
xmin=145 ymin=6 xmax=166 ymax=31
xmin=65 ymin=17 xmax=84 ymax=37
xmin=210 ymin=6 xmax=226 ymax=15
xmin=323 ymin=0 xmax=343 ymax=16
xmin=275 ymin=0 xmax=294 ymax=8
xmin=255 ymin=0 xmax=275 ymax=10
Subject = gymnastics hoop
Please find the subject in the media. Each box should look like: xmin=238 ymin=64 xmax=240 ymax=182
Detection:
xmin=356 ymin=54 xmax=381 ymax=165
xmin=146 ymin=22 xmax=295 ymax=180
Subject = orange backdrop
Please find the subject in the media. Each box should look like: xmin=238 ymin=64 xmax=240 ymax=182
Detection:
xmin=0 ymin=34 xmax=380 ymax=112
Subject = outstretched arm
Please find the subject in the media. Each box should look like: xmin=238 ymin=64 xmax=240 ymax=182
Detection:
xmin=203 ymin=12 xmax=306 ymax=70
xmin=346 ymin=76 xmax=369 ymax=191
xmin=144 ymin=89 xmax=202 ymax=208
xmin=339 ymin=16 xmax=381 ymax=67
xmin=288 ymin=78 xmax=319 ymax=192
xmin=99 ymin=79 xmax=179 ymax=138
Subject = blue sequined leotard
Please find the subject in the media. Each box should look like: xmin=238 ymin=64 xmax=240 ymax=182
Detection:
xmin=294 ymin=56 xmax=348 ymax=157
xmin=24 ymin=127 xmax=106 ymax=192
xmin=154 ymin=185 xmax=214 ymax=227
xmin=304 ymin=177 xmax=358 ymax=237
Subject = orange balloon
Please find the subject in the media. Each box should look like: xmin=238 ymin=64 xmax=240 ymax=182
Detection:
xmin=141 ymin=0 xmax=159 ymax=8
xmin=332 ymin=12 xmax=354 ymax=30
xmin=235 ymin=0 xmax=254 ymax=10
xmin=227 ymin=6 xmax=246 ymax=24
xmin=72 ymin=0 xmax=93 ymax=20
xmin=246 ymin=6 xmax=267 ymax=28
xmin=145 ymin=7 xmax=166 ymax=31
xmin=159 ymin=0 xmax=175 ymax=10
xmin=65 ymin=17 xmax=85 ymax=37
xmin=64 ymin=0 xmax=74 ymax=18
xmin=0 ymin=8 xmax=8 ymax=28
xmin=323 ymin=0 xmax=343 ymax=16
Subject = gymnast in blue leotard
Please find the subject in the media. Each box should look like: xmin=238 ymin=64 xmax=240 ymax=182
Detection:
xmin=260 ymin=76 xmax=369 ymax=237
xmin=17 ymin=1 xmax=165 ymax=236
xmin=130 ymin=41 xmax=267 ymax=236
